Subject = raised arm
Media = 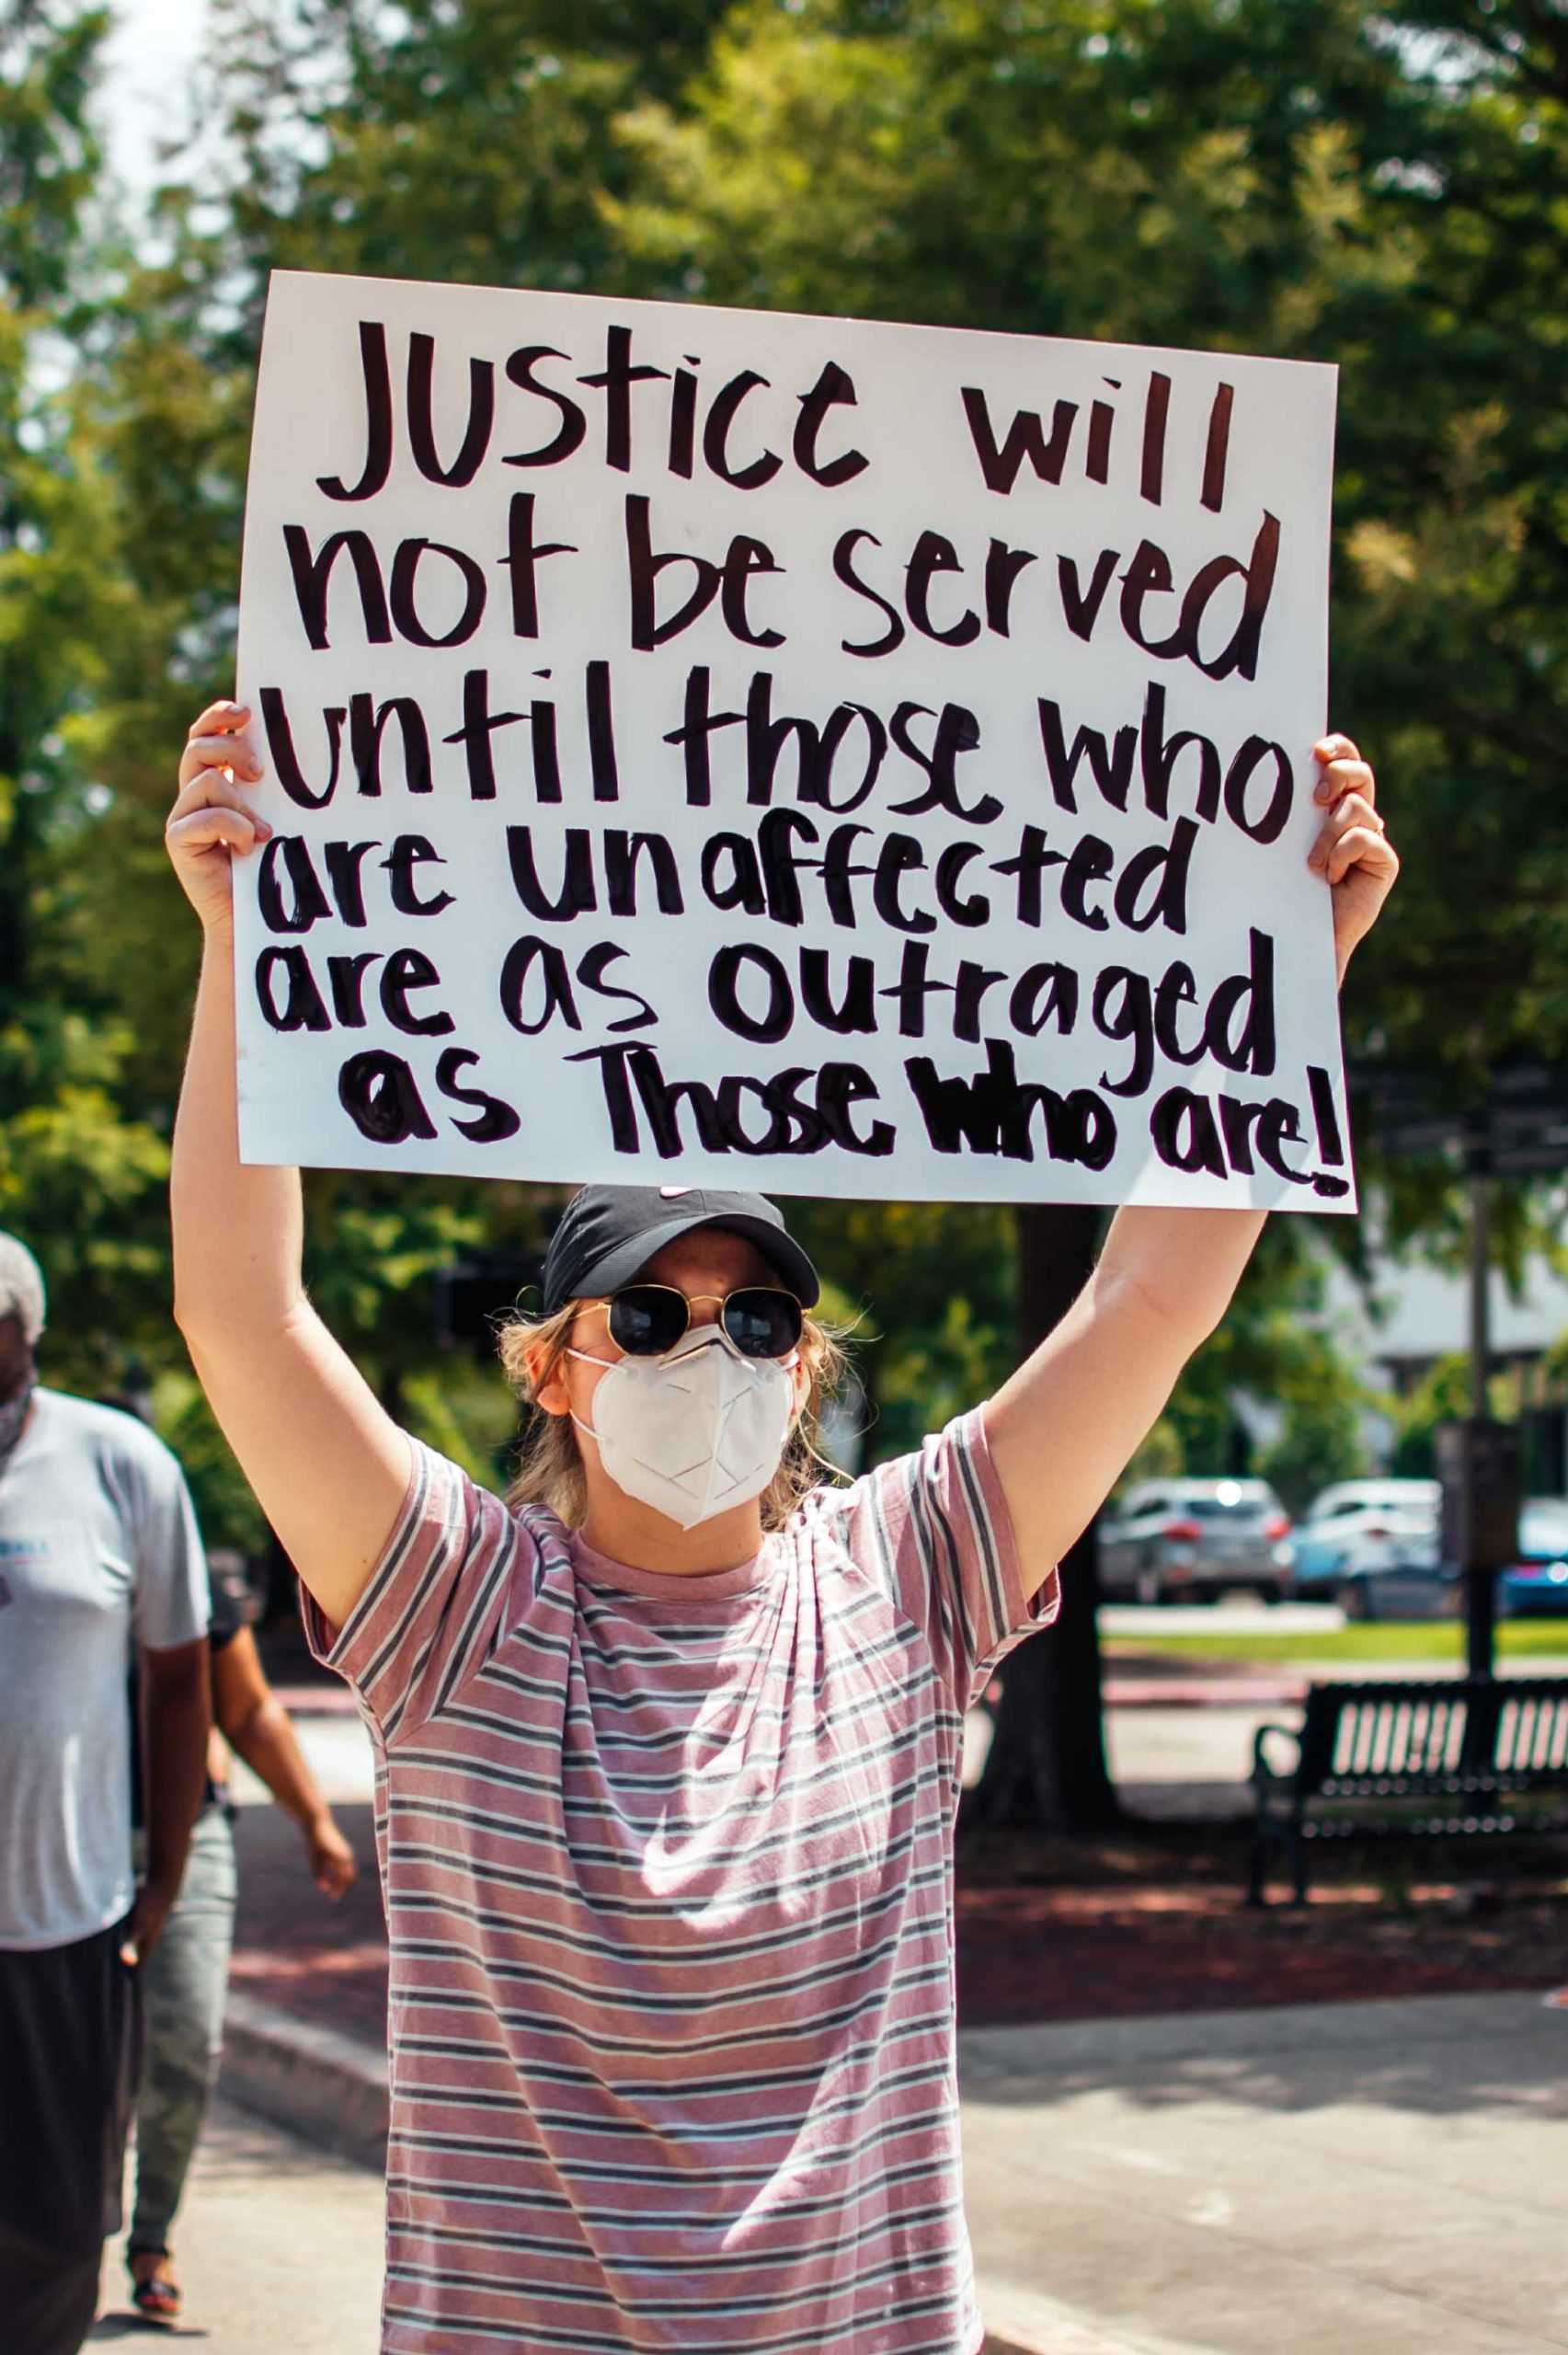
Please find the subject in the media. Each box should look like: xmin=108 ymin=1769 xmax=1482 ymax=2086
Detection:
xmin=985 ymin=736 xmax=1398 ymax=1576
xmin=167 ymin=701 xmax=410 ymax=1629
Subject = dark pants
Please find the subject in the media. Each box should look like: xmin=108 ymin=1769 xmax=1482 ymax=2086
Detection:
xmin=0 ymin=1916 xmax=143 ymax=2355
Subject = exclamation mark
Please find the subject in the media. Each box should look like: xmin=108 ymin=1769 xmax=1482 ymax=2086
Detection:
xmin=1307 ymin=1064 xmax=1352 ymax=1199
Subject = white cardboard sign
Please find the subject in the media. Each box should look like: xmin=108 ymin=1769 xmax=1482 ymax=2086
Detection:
xmin=235 ymin=269 xmax=1352 ymax=1211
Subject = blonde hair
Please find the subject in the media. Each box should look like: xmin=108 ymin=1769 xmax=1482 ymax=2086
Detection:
xmin=497 ymin=1297 xmax=849 ymax=1532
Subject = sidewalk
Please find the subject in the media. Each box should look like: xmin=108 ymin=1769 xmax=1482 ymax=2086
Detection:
xmin=216 ymin=1978 xmax=1568 ymax=2354
xmin=222 ymin=1678 xmax=1568 ymax=2354
xmin=960 ymin=1992 xmax=1568 ymax=2354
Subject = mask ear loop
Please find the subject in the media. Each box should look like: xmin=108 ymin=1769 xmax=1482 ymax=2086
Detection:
xmin=563 ymin=1342 xmax=622 ymax=1448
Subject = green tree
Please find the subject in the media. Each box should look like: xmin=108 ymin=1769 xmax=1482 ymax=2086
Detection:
xmin=20 ymin=0 xmax=1565 ymax=1679
xmin=0 ymin=4 xmax=176 ymax=1384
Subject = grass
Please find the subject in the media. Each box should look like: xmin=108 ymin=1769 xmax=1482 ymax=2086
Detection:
xmin=1104 ymin=1619 xmax=1568 ymax=1666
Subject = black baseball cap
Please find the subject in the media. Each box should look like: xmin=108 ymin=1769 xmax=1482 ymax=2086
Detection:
xmin=542 ymin=1185 xmax=819 ymax=1314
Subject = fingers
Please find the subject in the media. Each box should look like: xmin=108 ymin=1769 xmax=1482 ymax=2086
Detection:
xmin=1309 ymin=790 xmax=1382 ymax=875
xmin=120 ymin=1898 xmax=145 ymax=1968
xmin=188 ymin=698 xmax=250 ymax=741
xmin=166 ymin=805 xmax=269 ymax=861
xmin=178 ymin=729 xmax=263 ymax=792
xmin=168 ymin=765 xmax=271 ymax=831
xmin=1313 ymin=739 xmax=1375 ymax=815
xmin=1326 ymin=823 xmax=1398 ymax=891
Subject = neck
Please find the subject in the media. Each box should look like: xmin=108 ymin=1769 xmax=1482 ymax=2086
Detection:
xmin=578 ymin=1483 xmax=765 ymax=1576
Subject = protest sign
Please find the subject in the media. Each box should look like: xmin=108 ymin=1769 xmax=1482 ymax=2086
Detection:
xmin=234 ymin=268 xmax=1352 ymax=1210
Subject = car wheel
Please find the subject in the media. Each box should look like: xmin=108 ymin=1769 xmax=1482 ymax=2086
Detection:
xmin=1261 ymin=1579 xmax=1290 ymax=1606
xmin=1337 ymin=1580 xmax=1372 ymax=1623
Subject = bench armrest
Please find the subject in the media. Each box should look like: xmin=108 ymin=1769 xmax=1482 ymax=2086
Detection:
xmin=1253 ymin=1721 xmax=1303 ymax=1784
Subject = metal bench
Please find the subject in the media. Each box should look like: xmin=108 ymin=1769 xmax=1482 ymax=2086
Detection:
xmin=1247 ymin=1675 xmax=1568 ymax=1905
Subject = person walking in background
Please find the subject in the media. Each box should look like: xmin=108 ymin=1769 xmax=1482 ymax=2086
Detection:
xmin=127 ymin=1565 xmax=358 ymax=2327
xmin=0 ymin=1235 xmax=210 ymax=2355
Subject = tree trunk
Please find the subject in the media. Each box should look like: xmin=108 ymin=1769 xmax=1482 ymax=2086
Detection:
xmin=965 ymin=1202 xmax=1120 ymax=1832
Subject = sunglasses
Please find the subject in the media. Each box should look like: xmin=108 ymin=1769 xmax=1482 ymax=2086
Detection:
xmin=586 ymin=1284 xmax=803 ymax=1361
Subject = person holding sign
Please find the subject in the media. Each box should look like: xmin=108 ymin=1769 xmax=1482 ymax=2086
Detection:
xmin=166 ymin=696 xmax=1393 ymax=2353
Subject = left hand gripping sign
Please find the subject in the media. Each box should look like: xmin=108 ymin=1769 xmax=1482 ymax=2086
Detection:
xmin=234 ymin=268 xmax=1353 ymax=1212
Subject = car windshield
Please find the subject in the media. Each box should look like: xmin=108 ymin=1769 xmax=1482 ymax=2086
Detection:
xmin=1185 ymin=1495 xmax=1271 ymax=1520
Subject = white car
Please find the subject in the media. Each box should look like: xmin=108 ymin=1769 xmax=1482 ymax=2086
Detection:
xmin=1285 ymin=1478 xmax=1440 ymax=1599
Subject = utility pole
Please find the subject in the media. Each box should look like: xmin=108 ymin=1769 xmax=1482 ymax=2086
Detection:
xmin=1464 ymin=1164 xmax=1496 ymax=1681
xmin=1436 ymin=1147 xmax=1519 ymax=1684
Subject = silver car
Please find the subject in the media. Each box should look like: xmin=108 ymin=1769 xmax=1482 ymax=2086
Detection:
xmin=1099 ymin=1477 xmax=1293 ymax=1605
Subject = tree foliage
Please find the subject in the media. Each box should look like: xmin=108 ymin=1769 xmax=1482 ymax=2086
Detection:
xmin=8 ymin=0 xmax=1568 ymax=1562
xmin=0 ymin=4 xmax=177 ymax=1379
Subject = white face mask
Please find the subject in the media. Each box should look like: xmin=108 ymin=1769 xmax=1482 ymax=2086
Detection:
xmin=569 ymin=1328 xmax=797 ymax=1532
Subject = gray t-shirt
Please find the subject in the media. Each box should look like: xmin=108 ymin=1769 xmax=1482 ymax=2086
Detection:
xmin=0 ymin=1389 xmax=210 ymax=1948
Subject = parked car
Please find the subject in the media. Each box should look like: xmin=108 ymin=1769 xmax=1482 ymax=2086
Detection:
xmin=1500 ymin=1498 xmax=1568 ymax=1619
xmin=1334 ymin=1494 xmax=1568 ymax=1623
xmin=1333 ymin=1526 xmax=1457 ymax=1622
xmin=1099 ymin=1478 xmax=1292 ymax=1604
xmin=1283 ymin=1477 xmax=1441 ymax=1600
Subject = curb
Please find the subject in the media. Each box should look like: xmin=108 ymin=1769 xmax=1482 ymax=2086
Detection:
xmin=221 ymin=1989 xmax=388 ymax=2172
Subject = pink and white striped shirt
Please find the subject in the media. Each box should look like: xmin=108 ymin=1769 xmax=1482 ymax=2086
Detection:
xmin=305 ymin=1408 xmax=1057 ymax=2353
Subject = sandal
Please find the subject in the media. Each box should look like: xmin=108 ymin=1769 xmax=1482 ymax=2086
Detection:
xmin=128 ymin=2247 xmax=182 ymax=2328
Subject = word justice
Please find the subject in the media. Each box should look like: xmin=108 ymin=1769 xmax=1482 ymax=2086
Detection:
xmin=317 ymin=320 xmax=871 ymax=503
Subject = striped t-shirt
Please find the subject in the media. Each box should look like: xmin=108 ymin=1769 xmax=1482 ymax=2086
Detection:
xmin=305 ymin=1407 xmax=1058 ymax=2353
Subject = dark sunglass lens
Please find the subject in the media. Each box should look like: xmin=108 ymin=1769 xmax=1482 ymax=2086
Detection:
xmin=608 ymin=1288 xmax=688 ymax=1356
xmin=724 ymin=1290 xmax=802 ymax=1359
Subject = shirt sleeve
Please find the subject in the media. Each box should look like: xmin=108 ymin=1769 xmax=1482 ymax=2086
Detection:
xmin=300 ymin=1439 xmax=531 ymax=1745
xmin=130 ymin=1434 xmax=212 ymax=1653
xmin=826 ymin=1406 xmax=1059 ymax=1714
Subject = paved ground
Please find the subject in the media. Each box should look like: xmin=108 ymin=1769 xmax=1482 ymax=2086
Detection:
xmin=109 ymin=1639 xmax=1568 ymax=2353
xmin=93 ymin=2100 xmax=384 ymax=2350
xmin=961 ymin=1992 xmax=1568 ymax=2355
xmin=88 ymin=1998 xmax=1568 ymax=2354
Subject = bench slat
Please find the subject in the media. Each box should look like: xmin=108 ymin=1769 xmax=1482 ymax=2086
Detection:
xmin=1249 ymin=1673 xmax=1568 ymax=1905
